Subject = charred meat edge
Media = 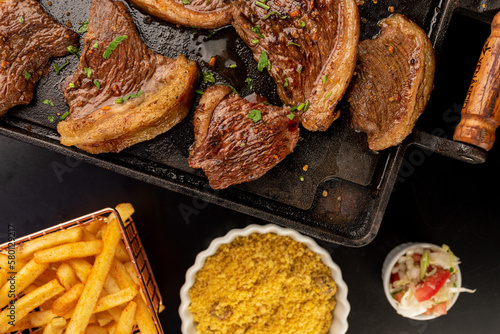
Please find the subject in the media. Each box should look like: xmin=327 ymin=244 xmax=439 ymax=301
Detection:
xmin=300 ymin=0 xmax=359 ymax=131
xmin=57 ymin=0 xmax=199 ymax=154
xmin=189 ymin=85 xmax=299 ymax=189
xmin=349 ymin=14 xmax=435 ymax=151
xmin=0 ymin=0 xmax=79 ymax=116
xmin=128 ymin=0 xmax=232 ymax=29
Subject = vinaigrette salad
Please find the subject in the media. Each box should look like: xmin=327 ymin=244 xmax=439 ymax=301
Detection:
xmin=389 ymin=244 xmax=475 ymax=318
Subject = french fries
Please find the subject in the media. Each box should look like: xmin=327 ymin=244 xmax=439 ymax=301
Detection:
xmin=0 ymin=279 xmax=65 ymax=333
xmin=43 ymin=316 xmax=67 ymax=334
xmin=34 ymin=240 xmax=103 ymax=264
xmin=115 ymin=301 xmax=137 ymax=334
xmin=0 ymin=203 xmax=161 ymax=334
xmin=0 ymin=259 xmax=49 ymax=309
xmin=17 ymin=227 xmax=84 ymax=261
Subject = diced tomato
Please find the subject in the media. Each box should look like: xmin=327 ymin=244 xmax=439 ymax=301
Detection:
xmin=390 ymin=272 xmax=400 ymax=283
xmin=414 ymin=267 xmax=451 ymax=302
xmin=392 ymin=291 xmax=405 ymax=303
xmin=424 ymin=307 xmax=433 ymax=315
xmin=432 ymin=303 xmax=448 ymax=315
xmin=412 ymin=253 xmax=422 ymax=263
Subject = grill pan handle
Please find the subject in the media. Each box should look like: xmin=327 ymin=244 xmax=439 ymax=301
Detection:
xmin=409 ymin=129 xmax=487 ymax=164
xmin=453 ymin=11 xmax=500 ymax=151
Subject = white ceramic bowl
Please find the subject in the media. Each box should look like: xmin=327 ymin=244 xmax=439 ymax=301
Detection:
xmin=179 ymin=224 xmax=350 ymax=334
xmin=381 ymin=242 xmax=462 ymax=320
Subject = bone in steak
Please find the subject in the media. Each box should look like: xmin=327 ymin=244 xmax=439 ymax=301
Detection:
xmin=347 ymin=14 xmax=435 ymax=151
xmin=130 ymin=0 xmax=360 ymax=132
xmin=188 ymin=85 xmax=299 ymax=189
xmin=128 ymin=0 xmax=232 ymax=29
xmin=57 ymin=0 xmax=199 ymax=154
xmin=0 ymin=0 xmax=79 ymax=116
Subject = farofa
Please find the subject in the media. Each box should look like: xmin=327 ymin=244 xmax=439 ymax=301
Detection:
xmin=189 ymin=233 xmax=337 ymax=334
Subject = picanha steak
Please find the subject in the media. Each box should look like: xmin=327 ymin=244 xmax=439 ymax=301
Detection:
xmin=348 ymin=14 xmax=435 ymax=151
xmin=188 ymin=85 xmax=299 ymax=189
xmin=232 ymin=0 xmax=359 ymax=131
xmin=130 ymin=0 xmax=360 ymax=132
xmin=0 ymin=0 xmax=79 ymax=116
xmin=57 ymin=0 xmax=199 ymax=154
xmin=128 ymin=0 xmax=233 ymax=29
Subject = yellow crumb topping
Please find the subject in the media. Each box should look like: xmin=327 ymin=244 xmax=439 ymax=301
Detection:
xmin=189 ymin=233 xmax=337 ymax=334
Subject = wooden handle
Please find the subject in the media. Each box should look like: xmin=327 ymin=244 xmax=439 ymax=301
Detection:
xmin=453 ymin=11 xmax=500 ymax=151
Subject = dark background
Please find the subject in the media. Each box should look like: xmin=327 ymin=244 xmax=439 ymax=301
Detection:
xmin=2 ymin=7 xmax=500 ymax=334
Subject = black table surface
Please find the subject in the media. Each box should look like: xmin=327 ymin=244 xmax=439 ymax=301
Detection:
xmin=2 ymin=9 xmax=500 ymax=334
xmin=2 ymin=128 xmax=500 ymax=334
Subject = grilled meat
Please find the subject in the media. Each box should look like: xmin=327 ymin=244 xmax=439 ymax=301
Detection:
xmin=0 ymin=0 xmax=79 ymax=116
xmin=348 ymin=14 xmax=435 ymax=151
xmin=232 ymin=0 xmax=359 ymax=131
xmin=130 ymin=0 xmax=360 ymax=131
xmin=57 ymin=0 xmax=199 ymax=154
xmin=128 ymin=0 xmax=232 ymax=29
xmin=188 ymin=85 xmax=299 ymax=189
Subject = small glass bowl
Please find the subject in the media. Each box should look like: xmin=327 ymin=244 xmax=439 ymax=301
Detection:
xmin=381 ymin=242 xmax=462 ymax=320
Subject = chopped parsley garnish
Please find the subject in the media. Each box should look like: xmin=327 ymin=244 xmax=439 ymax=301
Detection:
xmin=247 ymin=109 xmax=262 ymax=122
xmin=181 ymin=0 xmax=191 ymax=4
xmin=60 ymin=111 xmax=70 ymax=120
xmin=299 ymin=175 xmax=305 ymax=182
xmin=18 ymin=16 xmax=24 ymax=24
xmin=53 ymin=60 xmax=69 ymax=75
xmin=297 ymin=103 xmax=306 ymax=111
xmin=116 ymin=90 xmax=144 ymax=104
xmin=251 ymin=25 xmax=264 ymax=38
xmin=284 ymin=78 xmax=289 ymax=88
xmin=287 ymin=113 xmax=295 ymax=120
xmin=299 ymin=21 xmax=306 ymax=28
xmin=262 ymin=11 xmax=288 ymax=20
xmin=325 ymin=91 xmax=332 ymax=99
xmin=195 ymin=90 xmax=204 ymax=95
xmin=202 ymin=71 xmax=215 ymax=83
xmin=251 ymin=39 xmax=259 ymax=45
xmin=298 ymin=65 xmax=304 ymax=73
xmin=24 ymin=70 xmax=31 ymax=80
xmin=229 ymin=64 xmax=237 ymax=68
xmin=257 ymin=50 xmax=269 ymax=72
xmin=322 ymin=74 xmax=328 ymax=84
xmin=47 ymin=115 xmax=55 ymax=122
xmin=226 ymin=85 xmax=238 ymax=95
xmin=92 ymin=42 xmax=99 ymax=49
xmin=84 ymin=67 xmax=92 ymax=78
xmin=77 ymin=19 xmax=89 ymax=33
xmin=255 ymin=1 xmax=270 ymax=10
xmin=69 ymin=82 xmax=76 ymax=88
xmin=287 ymin=42 xmax=300 ymax=47
xmin=123 ymin=90 xmax=144 ymax=101
xmin=67 ymin=45 xmax=79 ymax=57
xmin=93 ymin=79 xmax=101 ymax=89
xmin=246 ymin=78 xmax=253 ymax=90
xmin=42 ymin=99 xmax=54 ymax=107
xmin=304 ymin=100 xmax=310 ymax=111
xmin=103 ymin=35 xmax=128 ymax=59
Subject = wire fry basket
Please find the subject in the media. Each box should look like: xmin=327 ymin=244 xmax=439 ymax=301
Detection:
xmin=0 ymin=207 xmax=164 ymax=334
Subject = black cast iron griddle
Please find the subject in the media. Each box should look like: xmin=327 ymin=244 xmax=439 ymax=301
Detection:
xmin=0 ymin=0 xmax=496 ymax=246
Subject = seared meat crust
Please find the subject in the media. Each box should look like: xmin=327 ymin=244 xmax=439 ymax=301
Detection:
xmin=128 ymin=0 xmax=233 ymax=29
xmin=348 ymin=14 xmax=435 ymax=151
xmin=232 ymin=0 xmax=359 ymax=131
xmin=57 ymin=0 xmax=199 ymax=154
xmin=130 ymin=0 xmax=360 ymax=132
xmin=189 ymin=85 xmax=299 ymax=189
xmin=0 ymin=0 xmax=79 ymax=116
